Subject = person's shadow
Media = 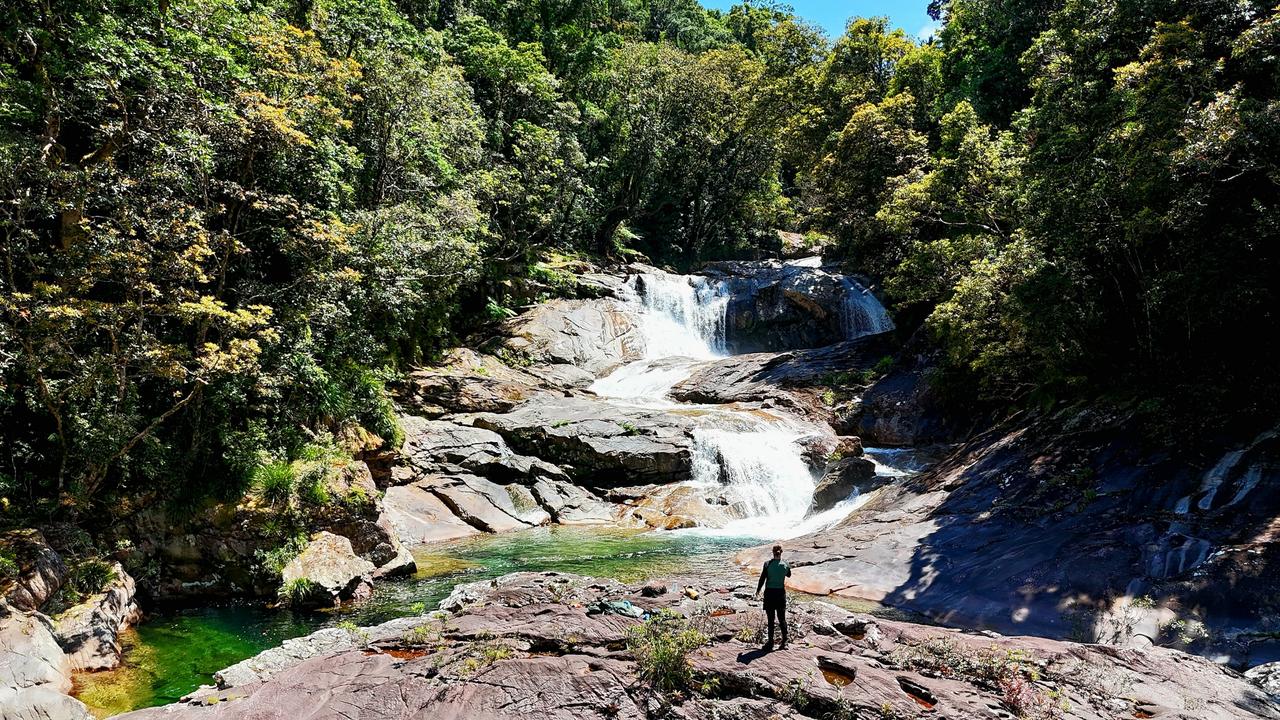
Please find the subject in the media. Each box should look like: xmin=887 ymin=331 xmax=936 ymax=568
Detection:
xmin=735 ymin=647 xmax=770 ymax=664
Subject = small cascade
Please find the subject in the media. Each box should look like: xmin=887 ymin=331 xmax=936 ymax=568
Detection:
xmin=839 ymin=277 xmax=895 ymax=339
xmin=588 ymin=357 xmax=696 ymax=402
xmin=629 ymin=271 xmax=730 ymax=359
xmin=690 ymin=425 xmax=816 ymax=523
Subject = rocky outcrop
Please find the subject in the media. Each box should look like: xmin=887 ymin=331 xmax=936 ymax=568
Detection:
xmin=472 ymin=396 xmax=698 ymax=486
xmin=211 ymin=616 xmax=427 ymax=689
xmin=114 ymin=572 xmax=1280 ymax=720
xmin=618 ymin=484 xmax=735 ymax=530
xmin=52 ymin=562 xmax=142 ymax=671
xmin=399 ymin=348 xmax=593 ymax=417
xmin=697 ymin=257 xmax=894 ymax=353
xmin=490 ymin=298 xmax=645 ymax=375
xmin=669 ymin=335 xmax=896 ymax=423
xmin=129 ymin=458 xmax=411 ymax=599
xmin=851 ymin=335 xmax=964 ymax=445
xmin=0 ymin=533 xmax=140 ymax=718
xmin=382 ymin=470 xmax=574 ymax=549
xmin=1248 ymin=662 xmax=1280 ymax=702
xmin=739 ymin=411 xmax=1280 ymax=667
xmin=383 ymin=482 xmax=482 ymax=545
xmin=280 ymin=532 xmax=376 ymax=607
xmin=0 ymin=597 xmax=96 ymax=719
xmin=0 ymin=529 xmax=68 ymax=612
xmin=397 ymin=415 xmax=566 ymax=483
xmin=333 ymin=515 xmax=415 ymax=575
xmin=809 ymin=455 xmax=880 ymax=512
xmin=0 ymin=609 xmax=74 ymax=694
xmin=529 ymin=478 xmax=617 ymax=525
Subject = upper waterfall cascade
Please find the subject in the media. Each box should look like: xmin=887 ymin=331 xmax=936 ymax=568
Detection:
xmin=590 ymin=262 xmax=901 ymax=539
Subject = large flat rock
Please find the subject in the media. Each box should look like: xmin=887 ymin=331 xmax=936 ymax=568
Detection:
xmin=738 ymin=415 xmax=1280 ymax=667
xmin=473 ymin=396 xmax=698 ymax=486
xmin=493 ymin=298 xmax=645 ymax=376
xmin=400 ymin=348 xmax=593 ymax=417
xmin=114 ymin=572 xmax=1280 ymax=720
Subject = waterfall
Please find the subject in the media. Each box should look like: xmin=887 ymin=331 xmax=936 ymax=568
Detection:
xmin=629 ymin=271 xmax=730 ymax=359
xmin=590 ymin=265 xmax=908 ymax=540
xmin=839 ymin=277 xmax=895 ymax=339
xmin=690 ymin=426 xmax=816 ymax=521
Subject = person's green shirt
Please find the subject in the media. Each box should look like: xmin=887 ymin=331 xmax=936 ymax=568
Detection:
xmin=758 ymin=558 xmax=791 ymax=591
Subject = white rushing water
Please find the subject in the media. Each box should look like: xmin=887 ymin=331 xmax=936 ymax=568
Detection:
xmin=629 ymin=271 xmax=730 ymax=359
xmin=840 ymin=276 xmax=896 ymax=338
xmin=591 ymin=265 xmax=904 ymax=540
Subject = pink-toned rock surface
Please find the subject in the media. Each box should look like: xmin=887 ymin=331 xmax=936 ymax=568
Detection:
xmin=113 ymin=572 xmax=1279 ymax=720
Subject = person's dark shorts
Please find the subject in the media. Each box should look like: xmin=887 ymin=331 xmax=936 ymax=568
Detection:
xmin=763 ymin=588 xmax=786 ymax=610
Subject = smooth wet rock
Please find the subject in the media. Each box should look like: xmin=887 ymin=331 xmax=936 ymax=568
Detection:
xmin=280 ymin=532 xmax=375 ymax=606
xmin=52 ymin=562 xmax=142 ymax=671
xmin=809 ymin=456 xmax=879 ymax=512
xmin=0 ymin=529 xmax=67 ymax=612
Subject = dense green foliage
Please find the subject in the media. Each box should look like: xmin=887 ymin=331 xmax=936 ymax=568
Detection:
xmin=2 ymin=0 xmax=1277 ymax=517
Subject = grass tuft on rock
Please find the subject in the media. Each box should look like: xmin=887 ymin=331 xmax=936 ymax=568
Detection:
xmin=277 ymin=577 xmax=326 ymax=607
xmin=626 ymin=610 xmax=708 ymax=694
xmin=254 ymin=462 xmax=296 ymax=505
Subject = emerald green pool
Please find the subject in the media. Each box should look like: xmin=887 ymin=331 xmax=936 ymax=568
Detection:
xmin=74 ymin=526 xmax=763 ymax=717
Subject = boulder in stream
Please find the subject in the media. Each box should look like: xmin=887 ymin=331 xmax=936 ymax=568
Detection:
xmin=279 ymin=531 xmax=376 ymax=607
xmin=809 ymin=455 xmax=881 ymax=513
xmin=52 ymin=562 xmax=142 ymax=671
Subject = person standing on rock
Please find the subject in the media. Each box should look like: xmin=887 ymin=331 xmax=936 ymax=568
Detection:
xmin=755 ymin=544 xmax=791 ymax=650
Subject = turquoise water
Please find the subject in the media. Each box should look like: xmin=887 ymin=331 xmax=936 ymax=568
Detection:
xmin=75 ymin=526 xmax=762 ymax=717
